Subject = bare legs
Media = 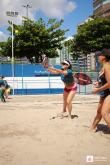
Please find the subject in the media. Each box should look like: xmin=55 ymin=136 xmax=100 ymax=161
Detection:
xmin=90 ymin=95 xmax=110 ymax=131
xmin=4 ymin=88 xmax=11 ymax=99
xmin=101 ymin=95 xmax=110 ymax=128
xmin=90 ymin=97 xmax=104 ymax=131
xmin=63 ymin=91 xmax=68 ymax=113
xmin=63 ymin=90 xmax=76 ymax=118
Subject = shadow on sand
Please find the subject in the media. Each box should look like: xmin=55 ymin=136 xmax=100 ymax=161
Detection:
xmin=71 ymin=114 xmax=78 ymax=119
xmin=50 ymin=114 xmax=78 ymax=120
xmin=96 ymin=124 xmax=110 ymax=134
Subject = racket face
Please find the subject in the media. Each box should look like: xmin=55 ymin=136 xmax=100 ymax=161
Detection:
xmin=42 ymin=55 xmax=49 ymax=68
xmin=74 ymin=73 xmax=92 ymax=85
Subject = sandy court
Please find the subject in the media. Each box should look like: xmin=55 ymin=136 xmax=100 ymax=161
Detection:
xmin=0 ymin=94 xmax=110 ymax=165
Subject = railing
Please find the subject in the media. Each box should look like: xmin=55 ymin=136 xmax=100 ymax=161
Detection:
xmin=5 ymin=77 xmax=93 ymax=95
xmin=0 ymin=63 xmax=97 ymax=95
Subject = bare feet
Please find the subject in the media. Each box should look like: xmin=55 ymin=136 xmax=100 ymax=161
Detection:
xmin=89 ymin=127 xmax=97 ymax=132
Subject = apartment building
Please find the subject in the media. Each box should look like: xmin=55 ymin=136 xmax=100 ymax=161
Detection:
xmin=93 ymin=0 xmax=110 ymax=17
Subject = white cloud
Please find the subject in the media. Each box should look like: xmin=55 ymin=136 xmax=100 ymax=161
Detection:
xmin=65 ymin=36 xmax=73 ymax=41
xmin=40 ymin=0 xmax=76 ymax=18
xmin=66 ymin=1 xmax=76 ymax=12
xmin=0 ymin=0 xmax=77 ymax=26
xmin=0 ymin=31 xmax=8 ymax=41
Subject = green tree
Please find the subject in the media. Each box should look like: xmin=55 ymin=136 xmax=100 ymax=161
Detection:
xmin=71 ymin=18 xmax=110 ymax=56
xmin=1 ymin=18 xmax=68 ymax=63
xmin=0 ymin=42 xmax=8 ymax=56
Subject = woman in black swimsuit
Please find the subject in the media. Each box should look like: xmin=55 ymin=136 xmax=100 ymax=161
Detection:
xmin=90 ymin=49 xmax=110 ymax=131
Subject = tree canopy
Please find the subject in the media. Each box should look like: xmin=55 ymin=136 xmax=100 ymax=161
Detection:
xmin=0 ymin=18 xmax=68 ymax=63
xmin=71 ymin=17 xmax=110 ymax=58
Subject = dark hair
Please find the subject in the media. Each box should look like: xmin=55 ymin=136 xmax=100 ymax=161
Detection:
xmin=101 ymin=49 xmax=110 ymax=61
xmin=0 ymin=75 xmax=4 ymax=79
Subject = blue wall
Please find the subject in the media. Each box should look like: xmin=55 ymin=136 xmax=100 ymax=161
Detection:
xmin=0 ymin=64 xmax=46 ymax=77
xmin=0 ymin=64 xmax=61 ymax=77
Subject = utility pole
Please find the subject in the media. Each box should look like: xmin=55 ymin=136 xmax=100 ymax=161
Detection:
xmin=22 ymin=4 xmax=32 ymax=18
xmin=6 ymin=11 xmax=19 ymax=95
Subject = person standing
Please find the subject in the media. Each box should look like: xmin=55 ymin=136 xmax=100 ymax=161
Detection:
xmin=3 ymin=77 xmax=11 ymax=99
xmin=90 ymin=49 xmax=110 ymax=131
xmin=47 ymin=60 xmax=77 ymax=119
xmin=0 ymin=76 xmax=6 ymax=102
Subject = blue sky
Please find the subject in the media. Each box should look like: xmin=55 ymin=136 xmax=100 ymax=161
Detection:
xmin=64 ymin=0 xmax=93 ymax=36
xmin=0 ymin=0 xmax=93 ymax=41
xmin=35 ymin=0 xmax=93 ymax=37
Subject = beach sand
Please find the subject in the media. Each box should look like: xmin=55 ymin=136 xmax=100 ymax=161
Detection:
xmin=0 ymin=94 xmax=110 ymax=165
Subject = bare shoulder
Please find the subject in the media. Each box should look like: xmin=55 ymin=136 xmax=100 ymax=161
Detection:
xmin=104 ymin=63 xmax=110 ymax=71
xmin=104 ymin=63 xmax=110 ymax=85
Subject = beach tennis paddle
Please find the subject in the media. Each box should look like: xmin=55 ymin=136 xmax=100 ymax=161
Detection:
xmin=74 ymin=72 xmax=92 ymax=85
xmin=42 ymin=56 xmax=92 ymax=85
xmin=42 ymin=55 xmax=49 ymax=68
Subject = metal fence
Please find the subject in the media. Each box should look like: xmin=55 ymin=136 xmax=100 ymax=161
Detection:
xmin=0 ymin=64 xmax=98 ymax=95
xmin=5 ymin=77 xmax=93 ymax=95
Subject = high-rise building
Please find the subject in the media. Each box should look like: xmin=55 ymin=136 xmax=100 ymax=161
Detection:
xmin=93 ymin=0 xmax=110 ymax=18
xmin=49 ymin=37 xmax=73 ymax=65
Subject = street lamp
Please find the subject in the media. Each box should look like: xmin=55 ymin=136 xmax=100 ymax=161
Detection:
xmin=22 ymin=4 xmax=32 ymax=18
xmin=6 ymin=11 xmax=19 ymax=95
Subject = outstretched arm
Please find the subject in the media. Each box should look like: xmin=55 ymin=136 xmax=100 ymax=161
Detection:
xmin=47 ymin=67 xmax=67 ymax=75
